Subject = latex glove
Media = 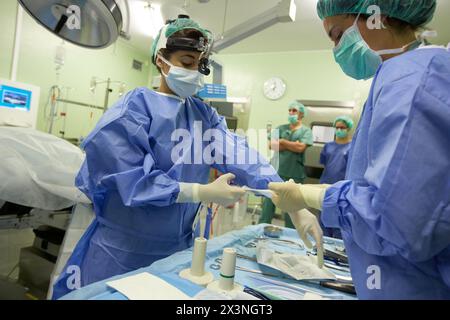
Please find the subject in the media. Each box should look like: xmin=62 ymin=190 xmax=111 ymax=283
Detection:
xmin=198 ymin=173 xmax=246 ymax=207
xmin=269 ymin=180 xmax=306 ymax=212
xmin=288 ymin=209 xmax=324 ymax=268
xmin=177 ymin=173 xmax=245 ymax=207
xmin=269 ymin=181 xmax=330 ymax=212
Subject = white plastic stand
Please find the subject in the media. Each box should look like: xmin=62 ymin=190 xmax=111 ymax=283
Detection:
xmin=207 ymin=248 xmax=243 ymax=294
xmin=179 ymin=237 xmax=214 ymax=286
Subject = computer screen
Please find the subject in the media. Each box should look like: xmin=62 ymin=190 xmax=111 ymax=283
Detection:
xmin=312 ymin=125 xmax=335 ymax=144
xmin=0 ymin=80 xmax=40 ymax=128
xmin=0 ymin=85 xmax=32 ymax=111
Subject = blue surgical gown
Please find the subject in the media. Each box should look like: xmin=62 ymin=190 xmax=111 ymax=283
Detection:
xmin=321 ymin=47 xmax=450 ymax=299
xmin=319 ymin=141 xmax=351 ymax=184
xmin=52 ymin=89 xmax=281 ymax=299
xmin=319 ymin=142 xmax=351 ymax=239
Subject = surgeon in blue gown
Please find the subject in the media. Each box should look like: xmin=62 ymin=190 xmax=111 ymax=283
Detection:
xmin=319 ymin=116 xmax=353 ymax=185
xmin=319 ymin=116 xmax=353 ymax=239
xmin=52 ymin=18 xmax=286 ymax=299
xmin=268 ymin=0 xmax=450 ymax=299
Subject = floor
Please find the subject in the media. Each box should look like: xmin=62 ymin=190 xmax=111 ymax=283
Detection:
xmin=0 ymin=229 xmax=34 ymax=279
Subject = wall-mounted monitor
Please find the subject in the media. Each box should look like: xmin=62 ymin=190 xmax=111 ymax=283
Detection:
xmin=0 ymin=79 xmax=40 ymax=129
xmin=1 ymin=85 xmax=32 ymax=111
xmin=311 ymin=124 xmax=335 ymax=144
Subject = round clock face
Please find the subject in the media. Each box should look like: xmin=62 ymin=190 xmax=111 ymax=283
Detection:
xmin=263 ymin=77 xmax=286 ymax=100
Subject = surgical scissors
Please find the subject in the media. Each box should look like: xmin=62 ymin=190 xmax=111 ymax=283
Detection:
xmin=244 ymin=241 xmax=257 ymax=248
xmin=244 ymin=237 xmax=305 ymax=250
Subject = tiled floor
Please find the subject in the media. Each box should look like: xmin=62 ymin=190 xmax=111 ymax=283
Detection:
xmin=0 ymin=229 xmax=34 ymax=279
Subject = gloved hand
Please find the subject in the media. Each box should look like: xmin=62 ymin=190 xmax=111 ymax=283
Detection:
xmin=269 ymin=180 xmax=306 ymax=212
xmin=269 ymin=181 xmax=330 ymax=212
xmin=198 ymin=173 xmax=246 ymax=207
xmin=288 ymin=209 xmax=324 ymax=268
xmin=177 ymin=173 xmax=246 ymax=207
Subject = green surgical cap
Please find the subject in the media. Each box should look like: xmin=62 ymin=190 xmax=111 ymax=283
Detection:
xmin=334 ymin=116 xmax=354 ymax=129
xmin=289 ymin=101 xmax=307 ymax=115
xmin=151 ymin=18 xmax=211 ymax=63
xmin=317 ymin=0 xmax=436 ymax=27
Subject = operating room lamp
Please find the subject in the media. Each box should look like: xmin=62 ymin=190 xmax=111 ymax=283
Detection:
xmin=17 ymin=0 xmax=130 ymax=49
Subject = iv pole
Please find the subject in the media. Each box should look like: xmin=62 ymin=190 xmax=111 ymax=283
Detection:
xmin=90 ymin=77 xmax=127 ymax=113
xmin=48 ymin=78 xmax=126 ymax=135
xmin=55 ymin=77 xmax=126 ymax=114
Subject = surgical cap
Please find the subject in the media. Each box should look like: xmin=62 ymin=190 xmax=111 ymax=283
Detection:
xmin=316 ymin=0 xmax=436 ymax=27
xmin=151 ymin=18 xmax=211 ymax=63
xmin=289 ymin=101 xmax=307 ymax=115
xmin=334 ymin=115 xmax=354 ymax=129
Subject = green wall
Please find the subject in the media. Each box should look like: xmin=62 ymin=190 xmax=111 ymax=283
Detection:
xmin=1 ymin=0 xmax=151 ymax=139
xmin=0 ymin=0 xmax=17 ymax=79
xmin=217 ymin=50 xmax=372 ymax=133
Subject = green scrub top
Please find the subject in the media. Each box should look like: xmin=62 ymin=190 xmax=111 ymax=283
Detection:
xmin=270 ymin=124 xmax=313 ymax=180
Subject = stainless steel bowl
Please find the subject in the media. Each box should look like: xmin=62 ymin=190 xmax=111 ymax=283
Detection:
xmin=263 ymin=225 xmax=283 ymax=238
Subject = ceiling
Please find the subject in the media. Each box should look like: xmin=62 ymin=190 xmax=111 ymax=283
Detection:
xmin=124 ymin=0 xmax=450 ymax=56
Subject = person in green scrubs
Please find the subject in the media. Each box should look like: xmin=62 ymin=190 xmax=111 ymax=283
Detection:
xmin=259 ymin=101 xmax=313 ymax=228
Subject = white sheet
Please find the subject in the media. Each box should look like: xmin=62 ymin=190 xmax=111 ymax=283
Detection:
xmin=0 ymin=127 xmax=90 ymax=210
xmin=106 ymin=273 xmax=191 ymax=300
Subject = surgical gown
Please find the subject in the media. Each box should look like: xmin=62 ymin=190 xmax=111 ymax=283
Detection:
xmin=319 ymin=141 xmax=351 ymax=239
xmin=52 ymin=89 xmax=281 ymax=299
xmin=319 ymin=141 xmax=351 ymax=184
xmin=321 ymin=46 xmax=450 ymax=299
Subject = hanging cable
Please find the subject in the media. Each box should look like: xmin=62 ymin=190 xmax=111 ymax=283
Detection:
xmin=221 ymin=0 xmax=229 ymax=37
xmin=210 ymin=204 xmax=220 ymax=237
xmin=44 ymin=85 xmax=61 ymax=134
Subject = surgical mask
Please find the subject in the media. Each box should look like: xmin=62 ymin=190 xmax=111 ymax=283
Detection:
xmin=158 ymin=55 xmax=204 ymax=98
xmin=335 ymin=129 xmax=348 ymax=138
xmin=288 ymin=115 xmax=298 ymax=125
xmin=333 ymin=16 xmax=406 ymax=80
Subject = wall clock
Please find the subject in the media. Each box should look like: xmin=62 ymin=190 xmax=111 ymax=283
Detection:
xmin=263 ymin=77 xmax=286 ymax=100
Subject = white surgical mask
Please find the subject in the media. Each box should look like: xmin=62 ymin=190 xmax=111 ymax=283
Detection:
xmin=158 ymin=55 xmax=204 ymax=98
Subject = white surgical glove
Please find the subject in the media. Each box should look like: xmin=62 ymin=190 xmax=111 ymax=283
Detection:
xmin=269 ymin=181 xmax=330 ymax=212
xmin=289 ymin=209 xmax=324 ymax=268
xmin=177 ymin=173 xmax=246 ymax=207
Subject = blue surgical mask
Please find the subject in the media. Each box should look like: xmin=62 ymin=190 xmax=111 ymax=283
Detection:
xmin=335 ymin=128 xmax=348 ymax=138
xmin=159 ymin=55 xmax=204 ymax=98
xmin=288 ymin=115 xmax=298 ymax=125
xmin=333 ymin=17 xmax=405 ymax=80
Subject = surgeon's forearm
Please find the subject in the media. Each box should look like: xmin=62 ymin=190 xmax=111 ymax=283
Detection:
xmin=209 ymin=141 xmax=284 ymax=189
xmin=176 ymin=183 xmax=201 ymax=203
xmin=270 ymin=140 xmax=287 ymax=151
xmin=282 ymin=140 xmax=307 ymax=153
xmin=299 ymin=184 xmax=330 ymax=210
